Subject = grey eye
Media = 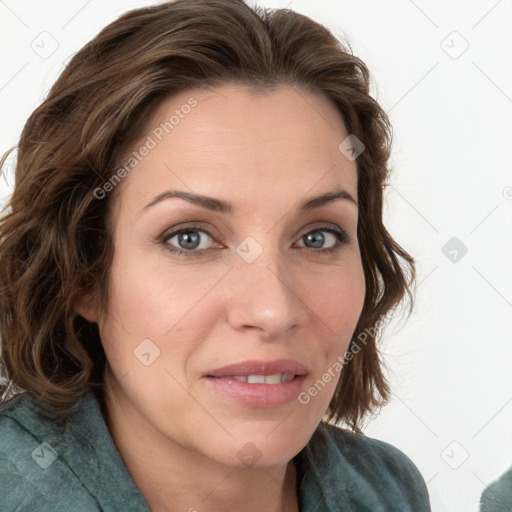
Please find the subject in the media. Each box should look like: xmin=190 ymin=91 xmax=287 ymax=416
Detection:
xmin=165 ymin=229 xmax=214 ymax=251
xmin=296 ymin=230 xmax=338 ymax=250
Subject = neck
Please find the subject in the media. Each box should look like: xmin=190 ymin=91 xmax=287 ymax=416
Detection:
xmin=101 ymin=371 xmax=299 ymax=512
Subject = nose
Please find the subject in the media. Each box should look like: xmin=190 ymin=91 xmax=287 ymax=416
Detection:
xmin=226 ymin=242 xmax=309 ymax=339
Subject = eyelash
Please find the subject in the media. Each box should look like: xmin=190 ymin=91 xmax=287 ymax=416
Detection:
xmin=158 ymin=223 xmax=351 ymax=258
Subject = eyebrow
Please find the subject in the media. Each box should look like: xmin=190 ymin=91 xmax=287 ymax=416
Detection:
xmin=139 ymin=186 xmax=358 ymax=215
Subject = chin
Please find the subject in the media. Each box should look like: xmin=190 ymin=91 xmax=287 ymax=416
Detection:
xmin=205 ymin=428 xmax=307 ymax=469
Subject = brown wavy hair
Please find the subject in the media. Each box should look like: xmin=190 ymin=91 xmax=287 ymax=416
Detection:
xmin=0 ymin=0 xmax=414 ymax=432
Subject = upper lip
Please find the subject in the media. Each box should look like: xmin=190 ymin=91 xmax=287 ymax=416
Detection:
xmin=205 ymin=359 xmax=309 ymax=378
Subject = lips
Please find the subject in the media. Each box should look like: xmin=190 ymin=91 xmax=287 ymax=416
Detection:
xmin=205 ymin=358 xmax=309 ymax=378
xmin=203 ymin=360 xmax=309 ymax=407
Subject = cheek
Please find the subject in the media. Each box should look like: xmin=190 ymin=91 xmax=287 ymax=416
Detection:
xmin=98 ymin=249 xmax=222 ymax=377
xmin=103 ymin=250 xmax=198 ymax=329
xmin=305 ymin=258 xmax=365 ymax=334
xmin=303 ymin=255 xmax=365 ymax=397
xmin=298 ymin=262 xmax=364 ymax=413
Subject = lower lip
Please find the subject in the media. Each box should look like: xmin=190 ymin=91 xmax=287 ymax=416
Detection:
xmin=203 ymin=375 xmax=307 ymax=407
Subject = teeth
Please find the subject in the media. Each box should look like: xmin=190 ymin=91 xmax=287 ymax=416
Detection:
xmin=262 ymin=374 xmax=281 ymax=384
xmin=247 ymin=375 xmax=266 ymax=384
xmin=232 ymin=374 xmax=295 ymax=384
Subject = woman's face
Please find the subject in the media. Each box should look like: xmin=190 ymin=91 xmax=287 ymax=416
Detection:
xmin=82 ymin=83 xmax=365 ymax=468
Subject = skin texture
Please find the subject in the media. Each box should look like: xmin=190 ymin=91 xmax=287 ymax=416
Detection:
xmin=78 ymin=83 xmax=365 ymax=512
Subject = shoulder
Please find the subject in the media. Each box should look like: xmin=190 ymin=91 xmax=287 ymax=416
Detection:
xmin=0 ymin=389 xmax=150 ymax=512
xmin=324 ymin=422 xmax=427 ymax=484
xmin=480 ymin=466 xmax=512 ymax=511
xmin=298 ymin=421 xmax=431 ymax=511
xmin=0 ymin=392 xmax=101 ymax=512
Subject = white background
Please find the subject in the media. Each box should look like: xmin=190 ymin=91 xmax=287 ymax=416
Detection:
xmin=1 ymin=1 xmax=511 ymax=511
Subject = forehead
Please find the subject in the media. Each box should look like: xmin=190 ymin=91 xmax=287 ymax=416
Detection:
xmin=148 ymin=83 xmax=352 ymax=161
xmin=112 ymin=83 xmax=358 ymax=217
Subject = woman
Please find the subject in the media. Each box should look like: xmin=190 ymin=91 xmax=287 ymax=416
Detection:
xmin=0 ymin=0 xmax=431 ymax=510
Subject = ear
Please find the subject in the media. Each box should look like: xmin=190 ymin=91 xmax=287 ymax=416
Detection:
xmin=75 ymin=294 xmax=100 ymax=323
